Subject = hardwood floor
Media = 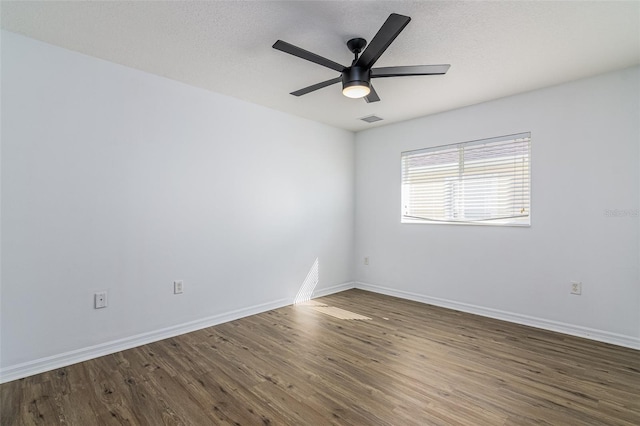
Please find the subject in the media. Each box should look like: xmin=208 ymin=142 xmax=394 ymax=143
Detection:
xmin=1 ymin=289 xmax=639 ymax=425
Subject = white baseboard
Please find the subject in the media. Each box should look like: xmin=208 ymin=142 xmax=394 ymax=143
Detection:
xmin=355 ymin=281 xmax=640 ymax=351
xmin=4 ymin=280 xmax=635 ymax=383
xmin=312 ymin=281 xmax=355 ymax=298
xmin=1 ymin=281 xmax=359 ymax=383
xmin=0 ymin=296 xmax=293 ymax=384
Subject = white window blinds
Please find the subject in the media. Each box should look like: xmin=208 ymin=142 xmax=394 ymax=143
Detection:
xmin=401 ymin=132 xmax=531 ymax=226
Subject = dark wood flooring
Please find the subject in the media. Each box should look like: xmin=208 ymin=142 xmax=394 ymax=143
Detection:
xmin=1 ymin=289 xmax=639 ymax=425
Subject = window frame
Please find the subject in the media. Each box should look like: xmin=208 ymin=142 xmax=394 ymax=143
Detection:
xmin=401 ymin=132 xmax=531 ymax=227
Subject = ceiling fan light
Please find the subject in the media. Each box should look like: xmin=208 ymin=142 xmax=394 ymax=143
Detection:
xmin=342 ymin=83 xmax=371 ymax=99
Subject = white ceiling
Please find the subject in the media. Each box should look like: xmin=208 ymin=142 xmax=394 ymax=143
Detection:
xmin=2 ymin=1 xmax=639 ymax=132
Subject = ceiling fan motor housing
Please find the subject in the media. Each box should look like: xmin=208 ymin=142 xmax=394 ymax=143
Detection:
xmin=342 ymin=66 xmax=371 ymax=91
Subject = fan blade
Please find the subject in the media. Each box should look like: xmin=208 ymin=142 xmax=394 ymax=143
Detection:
xmin=273 ymin=40 xmax=345 ymax=72
xmin=371 ymin=64 xmax=450 ymax=78
xmin=291 ymin=77 xmax=342 ymax=96
xmin=355 ymin=13 xmax=411 ymax=69
xmin=364 ymin=85 xmax=380 ymax=103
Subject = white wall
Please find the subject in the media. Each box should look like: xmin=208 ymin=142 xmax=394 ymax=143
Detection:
xmin=355 ymin=67 xmax=640 ymax=347
xmin=0 ymin=31 xmax=355 ymax=377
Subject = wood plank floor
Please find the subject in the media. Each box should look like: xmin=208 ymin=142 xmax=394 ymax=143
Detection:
xmin=1 ymin=289 xmax=639 ymax=425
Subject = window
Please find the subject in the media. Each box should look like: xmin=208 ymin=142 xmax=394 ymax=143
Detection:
xmin=401 ymin=132 xmax=531 ymax=226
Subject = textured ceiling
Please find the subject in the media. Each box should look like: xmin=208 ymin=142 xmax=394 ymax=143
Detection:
xmin=2 ymin=1 xmax=639 ymax=132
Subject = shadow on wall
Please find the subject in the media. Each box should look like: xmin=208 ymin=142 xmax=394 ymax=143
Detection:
xmin=294 ymin=258 xmax=319 ymax=304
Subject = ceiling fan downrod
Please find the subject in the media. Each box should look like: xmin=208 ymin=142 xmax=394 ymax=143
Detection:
xmin=347 ymin=37 xmax=367 ymax=62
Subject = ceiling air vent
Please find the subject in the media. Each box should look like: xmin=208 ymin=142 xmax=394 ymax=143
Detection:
xmin=360 ymin=115 xmax=383 ymax=123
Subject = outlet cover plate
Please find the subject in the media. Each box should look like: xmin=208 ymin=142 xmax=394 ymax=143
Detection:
xmin=570 ymin=281 xmax=582 ymax=295
xmin=174 ymin=280 xmax=184 ymax=294
xmin=95 ymin=291 xmax=108 ymax=309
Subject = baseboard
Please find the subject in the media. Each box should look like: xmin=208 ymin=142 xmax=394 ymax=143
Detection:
xmin=312 ymin=281 xmax=356 ymax=298
xmin=1 ymin=281 xmax=360 ymax=383
xmin=355 ymin=281 xmax=640 ymax=350
xmin=5 ymin=280 xmax=635 ymax=383
xmin=0 ymin=296 xmax=293 ymax=384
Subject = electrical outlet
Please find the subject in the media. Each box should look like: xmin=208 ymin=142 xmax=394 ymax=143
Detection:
xmin=174 ymin=280 xmax=184 ymax=294
xmin=95 ymin=291 xmax=108 ymax=309
xmin=364 ymin=257 xmax=369 ymax=265
xmin=570 ymin=281 xmax=582 ymax=295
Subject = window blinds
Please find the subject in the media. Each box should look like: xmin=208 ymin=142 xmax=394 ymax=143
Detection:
xmin=401 ymin=132 xmax=531 ymax=226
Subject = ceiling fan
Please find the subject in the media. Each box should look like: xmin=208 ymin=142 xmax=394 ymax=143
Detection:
xmin=272 ymin=13 xmax=450 ymax=103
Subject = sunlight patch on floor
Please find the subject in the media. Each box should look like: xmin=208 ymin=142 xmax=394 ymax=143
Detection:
xmin=293 ymin=261 xmax=370 ymax=319
xmin=309 ymin=306 xmax=372 ymax=320
xmin=296 ymin=299 xmax=327 ymax=307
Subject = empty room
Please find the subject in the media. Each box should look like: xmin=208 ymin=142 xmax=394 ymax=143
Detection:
xmin=1 ymin=1 xmax=639 ymax=425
